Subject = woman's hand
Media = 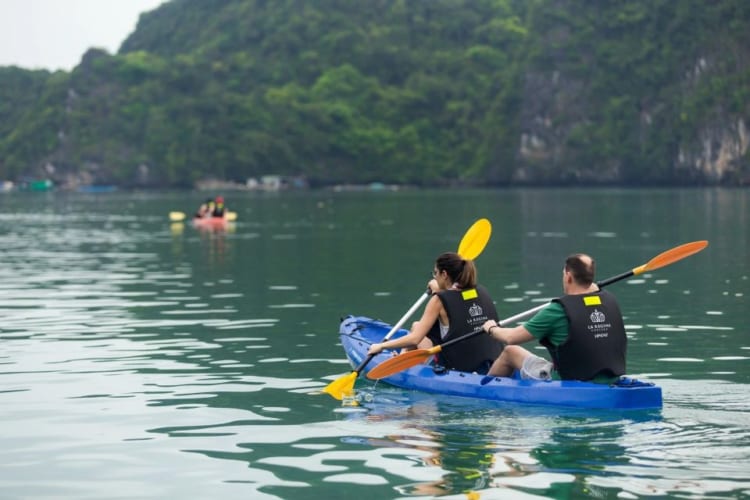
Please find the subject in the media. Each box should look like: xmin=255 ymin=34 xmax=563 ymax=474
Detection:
xmin=367 ymin=343 xmax=384 ymax=355
xmin=427 ymin=278 xmax=440 ymax=294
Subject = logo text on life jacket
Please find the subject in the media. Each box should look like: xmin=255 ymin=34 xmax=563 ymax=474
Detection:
xmin=587 ymin=309 xmax=611 ymax=338
xmin=590 ymin=309 xmax=606 ymax=323
xmin=469 ymin=304 xmax=483 ymax=317
xmin=466 ymin=303 xmax=489 ymax=325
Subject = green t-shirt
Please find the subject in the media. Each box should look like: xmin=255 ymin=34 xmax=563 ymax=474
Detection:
xmin=523 ymin=302 xmax=568 ymax=346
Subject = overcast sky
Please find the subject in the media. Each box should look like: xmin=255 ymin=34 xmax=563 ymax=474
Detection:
xmin=0 ymin=0 xmax=167 ymax=71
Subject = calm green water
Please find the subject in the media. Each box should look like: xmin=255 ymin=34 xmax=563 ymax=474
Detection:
xmin=0 ymin=188 xmax=747 ymax=499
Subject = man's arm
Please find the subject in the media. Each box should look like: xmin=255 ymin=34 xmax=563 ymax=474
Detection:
xmin=482 ymin=321 xmax=535 ymax=345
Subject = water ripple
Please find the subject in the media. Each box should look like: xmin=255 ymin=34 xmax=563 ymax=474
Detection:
xmin=1 ymin=192 xmax=748 ymax=499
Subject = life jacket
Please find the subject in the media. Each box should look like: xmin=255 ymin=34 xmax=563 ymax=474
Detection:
xmin=212 ymin=202 xmax=225 ymax=217
xmin=427 ymin=285 xmax=503 ymax=373
xmin=541 ymin=289 xmax=626 ymax=380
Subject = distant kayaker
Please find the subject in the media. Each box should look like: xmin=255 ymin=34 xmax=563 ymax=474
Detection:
xmin=482 ymin=253 xmax=626 ymax=383
xmin=212 ymin=196 xmax=226 ymax=217
xmin=367 ymin=252 xmax=503 ymax=374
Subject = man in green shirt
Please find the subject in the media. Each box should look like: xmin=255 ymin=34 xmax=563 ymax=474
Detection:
xmin=482 ymin=253 xmax=627 ymax=383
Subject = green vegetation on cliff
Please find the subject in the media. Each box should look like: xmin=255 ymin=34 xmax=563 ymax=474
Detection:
xmin=0 ymin=0 xmax=748 ymax=187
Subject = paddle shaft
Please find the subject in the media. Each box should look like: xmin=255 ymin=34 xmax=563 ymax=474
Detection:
xmin=354 ymin=290 xmax=430 ymax=374
xmin=598 ymin=270 xmax=633 ymax=287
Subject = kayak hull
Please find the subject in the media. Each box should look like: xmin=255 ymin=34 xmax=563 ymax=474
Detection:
xmin=339 ymin=315 xmax=662 ymax=410
xmin=192 ymin=216 xmax=230 ymax=229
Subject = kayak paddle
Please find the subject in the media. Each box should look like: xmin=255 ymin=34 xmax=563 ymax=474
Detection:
xmin=322 ymin=218 xmax=492 ymax=400
xmin=366 ymin=240 xmax=709 ymax=380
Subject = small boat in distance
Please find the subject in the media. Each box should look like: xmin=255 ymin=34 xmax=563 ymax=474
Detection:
xmin=168 ymin=210 xmax=237 ymax=230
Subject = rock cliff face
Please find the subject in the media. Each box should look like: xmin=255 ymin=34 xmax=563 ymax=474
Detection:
xmin=513 ymin=2 xmax=750 ymax=186
xmin=677 ymin=119 xmax=749 ymax=183
xmin=514 ymin=70 xmax=617 ymax=184
xmin=673 ymin=52 xmax=749 ymax=184
xmin=515 ymin=66 xmax=749 ymax=185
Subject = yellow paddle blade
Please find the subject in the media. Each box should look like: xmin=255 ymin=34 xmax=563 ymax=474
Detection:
xmin=457 ymin=218 xmax=491 ymax=260
xmin=632 ymin=240 xmax=708 ymax=275
xmin=226 ymin=211 xmax=238 ymax=221
xmin=321 ymin=371 xmax=357 ymax=400
xmin=366 ymin=347 xmax=441 ymax=380
xmin=169 ymin=211 xmax=186 ymax=222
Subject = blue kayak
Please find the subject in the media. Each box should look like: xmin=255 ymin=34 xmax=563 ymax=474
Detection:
xmin=339 ymin=315 xmax=663 ymax=410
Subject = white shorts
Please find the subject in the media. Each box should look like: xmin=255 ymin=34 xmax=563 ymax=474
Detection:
xmin=520 ymin=354 xmax=553 ymax=381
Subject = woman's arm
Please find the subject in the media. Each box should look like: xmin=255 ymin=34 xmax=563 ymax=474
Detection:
xmin=367 ymin=294 xmax=441 ymax=354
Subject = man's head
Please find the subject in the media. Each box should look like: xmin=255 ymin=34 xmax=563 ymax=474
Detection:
xmin=562 ymin=253 xmax=595 ymax=292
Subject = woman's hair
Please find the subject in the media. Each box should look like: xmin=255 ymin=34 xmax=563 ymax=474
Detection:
xmin=435 ymin=252 xmax=477 ymax=289
xmin=564 ymin=253 xmax=595 ymax=286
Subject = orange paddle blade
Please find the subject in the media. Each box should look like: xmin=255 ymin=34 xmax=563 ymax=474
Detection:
xmin=633 ymin=240 xmax=708 ymax=275
xmin=457 ymin=218 xmax=491 ymax=260
xmin=366 ymin=347 xmax=441 ymax=380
